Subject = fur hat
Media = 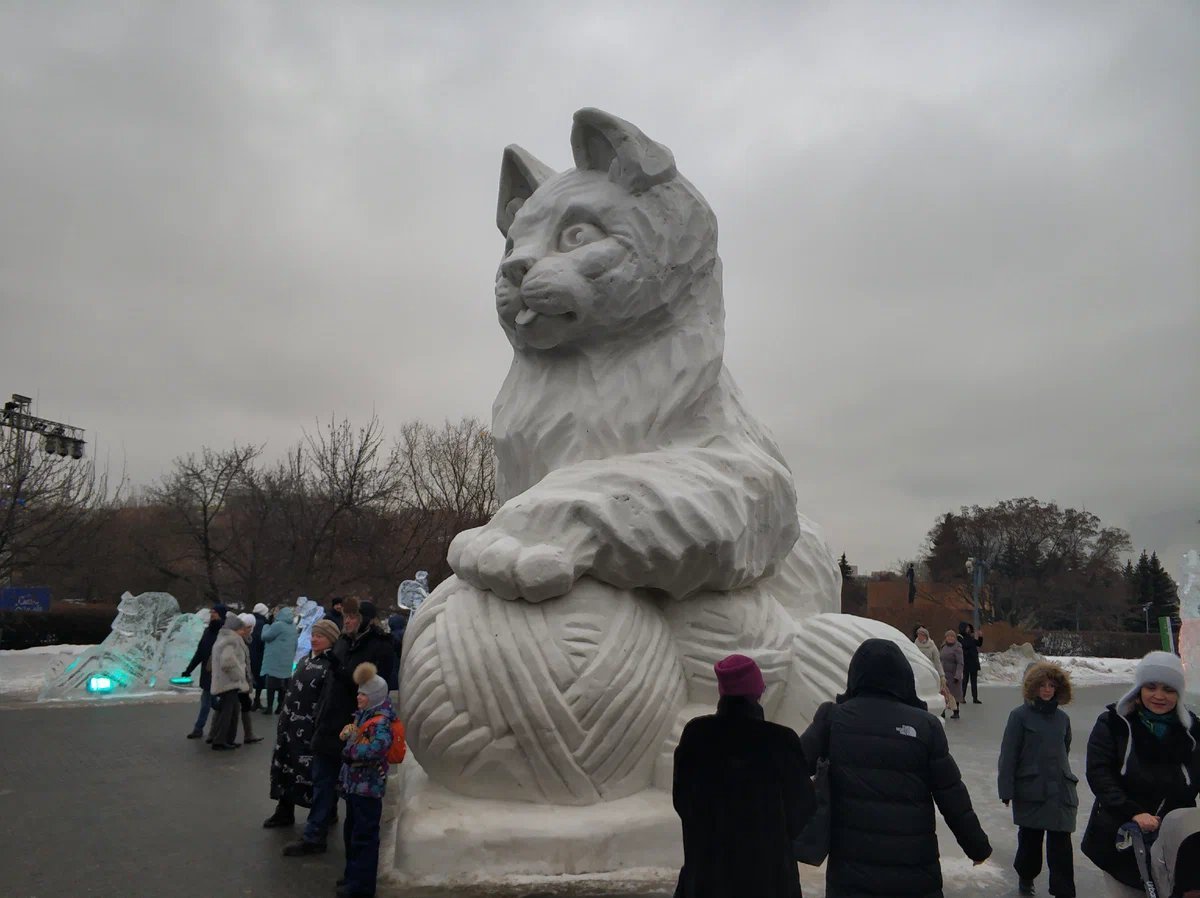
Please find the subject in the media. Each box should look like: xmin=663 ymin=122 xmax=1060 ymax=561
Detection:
xmin=714 ymin=654 xmax=766 ymax=699
xmin=354 ymin=661 xmax=388 ymax=709
xmin=311 ymin=619 xmax=340 ymax=645
xmin=915 ymin=626 xmax=930 ymax=639
xmin=238 ymin=613 xmax=256 ymax=629
xmin=252 ymin=603 xmax=269 ymax=616
xmin=359 ymin=600 xmax=378 ymax=626
xmin=340 ymin=596 xmax=360 ymax=617
xmin=222 ymin=613 xmax=245 ymax=631
xmin=1022 ymin=661 xmax=1073 ymax=706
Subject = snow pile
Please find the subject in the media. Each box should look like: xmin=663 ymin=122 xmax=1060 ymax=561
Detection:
xmin=0 ymin=644 xmax=92 ymax=696
xmin=981 ymin=646 xmax=1139 ymax=687
xmin=980 ymin=644 xmax=1043 ymax=683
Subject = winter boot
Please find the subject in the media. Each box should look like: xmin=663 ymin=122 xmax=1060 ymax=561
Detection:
xmin=241 ymin=711 xmax=264 ymax=744
xmin=263 ymin=800 xmax=295 ymax=828
xmin=951 ymin=709 xmax=960 ymax=719
xmin=1018 ymin=878 xmax=1035 ymax=895
xmin=282 ymin=839 xmax=326 ymax=856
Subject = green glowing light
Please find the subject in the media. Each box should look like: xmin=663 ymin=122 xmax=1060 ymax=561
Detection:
xmin=169 ymin=676 xmax=193 ymax=686
xmin=86 ymin=675 xmax=114 ymax=693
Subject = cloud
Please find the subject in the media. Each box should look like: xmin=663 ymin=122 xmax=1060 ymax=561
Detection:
xmin=1 ymin=2 xmax=1196 ymax=570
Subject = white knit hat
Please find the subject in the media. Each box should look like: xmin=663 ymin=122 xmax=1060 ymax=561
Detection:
xmin=1116 ymin=651 xmax=1193 ymax=728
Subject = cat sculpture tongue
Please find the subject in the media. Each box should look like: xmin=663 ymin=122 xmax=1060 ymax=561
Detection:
xmin=516 ymin=308 xmax=539 ymax=326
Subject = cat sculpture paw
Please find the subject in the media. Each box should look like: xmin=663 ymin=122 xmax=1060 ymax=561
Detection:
xmin=448 ymin=499 xmax=598 ymax=602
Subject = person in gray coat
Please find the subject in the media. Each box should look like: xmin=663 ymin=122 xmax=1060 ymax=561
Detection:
xmin=998 ymin=661 xmax=1078 ymax=898
xmin=941 ymin=631 xmax=965 ymax=719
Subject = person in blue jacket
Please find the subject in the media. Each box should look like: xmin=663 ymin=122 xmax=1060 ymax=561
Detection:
xmin=260 ymin=605 xmax=299 ymax=714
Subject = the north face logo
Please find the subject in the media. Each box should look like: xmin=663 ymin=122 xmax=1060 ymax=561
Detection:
xmin=895 ymin=725 xmax=917 ymax=738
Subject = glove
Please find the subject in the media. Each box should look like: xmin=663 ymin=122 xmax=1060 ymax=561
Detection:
xmin=1003 ymin=800 xmax=1010 ymax=807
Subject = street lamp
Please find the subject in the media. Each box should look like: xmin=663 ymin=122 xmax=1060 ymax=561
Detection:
xmin=965 ymin=557 xmax=987 ymax=632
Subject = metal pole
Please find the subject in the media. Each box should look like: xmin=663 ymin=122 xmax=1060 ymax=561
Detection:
xmin=971 ymin=564 xmax=982 ymax=632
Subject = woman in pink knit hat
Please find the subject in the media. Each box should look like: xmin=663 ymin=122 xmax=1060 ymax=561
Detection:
xmin=672 ymin=653 xmax=815 ymax=898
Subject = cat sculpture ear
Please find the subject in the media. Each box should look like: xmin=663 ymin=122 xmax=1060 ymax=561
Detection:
xmin=497 ymin=145 xmax=556 ymax=237
xmin=570 ymin=107 xmax=677 ymax=194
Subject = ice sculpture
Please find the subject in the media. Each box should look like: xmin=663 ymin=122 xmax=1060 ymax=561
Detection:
xmin=397 ymin=571 xmax=429 ymax=615
xmin=391 ymin=109 xmax=938 ymax=882
xmin=39 ymin=592 xmax=205 ymax=700
xmin=294 ymin=596 xmax=324 ymax=665
xmin=1180 ymin=551 xmax=1199 ymax=696
xmin=1181 ymin=550 xmax=1199 ymax=619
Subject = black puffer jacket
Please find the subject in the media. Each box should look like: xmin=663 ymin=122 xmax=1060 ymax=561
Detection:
xmin=800 ymin=639 xmax=992 ymax=898
xmin=673 ymin=696 xmax=815 ymax=898
xmin=1080 ymin=695 xmax=1200 ymax=889
xmin=957 ymin=624 xmax=982 ymax=675
xmin=182 ymin=604 xmax=228 ymax=691
xmin=310 ymin=624 xmax=396 ymax=756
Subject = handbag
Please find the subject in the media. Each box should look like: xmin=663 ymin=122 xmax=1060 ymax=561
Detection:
xmin=793 ymin=755 xmax=832 ymax=865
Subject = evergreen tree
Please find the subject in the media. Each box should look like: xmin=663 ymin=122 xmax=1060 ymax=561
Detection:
xmin=838 ymin=552 xmax=853 ymax=579
xmin=1148 ymin=551 xmax=1179 ymax=615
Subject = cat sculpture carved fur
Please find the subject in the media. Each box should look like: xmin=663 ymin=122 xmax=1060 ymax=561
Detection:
xmin=400 ymin=109 xmax=939 ymax=807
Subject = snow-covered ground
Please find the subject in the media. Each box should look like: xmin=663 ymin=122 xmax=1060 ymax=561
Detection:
xmin=980 ymin=647 xmax=1139 ymax=686
xmin=0 ymin=644 xmax=93 ymax=697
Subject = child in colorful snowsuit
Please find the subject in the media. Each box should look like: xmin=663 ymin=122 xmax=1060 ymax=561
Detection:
xmin=336 ymin=662 xmax=403 ymax=898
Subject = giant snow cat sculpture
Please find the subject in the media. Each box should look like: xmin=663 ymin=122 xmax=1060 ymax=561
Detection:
xmin=394 ymin=109 xmax=940 ymax=879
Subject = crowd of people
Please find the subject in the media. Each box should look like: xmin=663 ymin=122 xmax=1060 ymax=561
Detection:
xmin=673 ymin=643 xmax=1199 ymax=898
xmin=179 ymin=596 xmax=1198 ymax=898
xmin=181 ymin=595 xmax=410 ymax=898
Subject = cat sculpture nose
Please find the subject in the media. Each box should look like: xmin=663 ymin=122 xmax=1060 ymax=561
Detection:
xmin=501 ymin=255 xmax=534 ymax=286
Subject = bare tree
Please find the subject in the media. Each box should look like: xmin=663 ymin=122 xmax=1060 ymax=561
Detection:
xmin=148 ymin=444 xmax=262 ymax=605
xmin=0 ymin=425 xmax=113 ymax=586
xmin=398 ymin=417 xmax=498 ymax=583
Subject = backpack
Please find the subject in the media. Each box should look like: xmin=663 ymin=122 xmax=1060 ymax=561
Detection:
xmin=360 ymin=714 xmax=407 ymax=766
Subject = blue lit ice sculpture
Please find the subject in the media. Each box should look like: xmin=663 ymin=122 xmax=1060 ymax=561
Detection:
xmin=39 ymin=592 xmax=206 ymax=700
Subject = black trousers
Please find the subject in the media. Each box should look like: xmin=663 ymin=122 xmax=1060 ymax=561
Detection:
xmin=965 ymin=668 xmax=980 ymax=701
xmin=1014 ymin=827 xmax=1075 ymax=897
xmin=211 ymin=690 xmax=241 ymax=746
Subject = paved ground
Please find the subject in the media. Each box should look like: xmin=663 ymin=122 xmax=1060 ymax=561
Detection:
xmin=0 ymin=683 xmax=1129 ymax=897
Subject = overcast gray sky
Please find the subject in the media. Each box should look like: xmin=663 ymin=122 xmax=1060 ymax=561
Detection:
xmin=2 ymin=2 xmax=1197 ymax=573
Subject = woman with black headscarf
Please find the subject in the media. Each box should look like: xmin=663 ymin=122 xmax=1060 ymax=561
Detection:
xmin=799 ymin=638 xmax=992 ymax=898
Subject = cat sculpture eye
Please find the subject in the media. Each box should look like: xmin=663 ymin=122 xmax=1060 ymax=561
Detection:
xmin=557 ymin=222 xmax=605 ymax=252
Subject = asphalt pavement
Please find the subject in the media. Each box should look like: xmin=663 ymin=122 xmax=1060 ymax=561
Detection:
xmin=0 ymin=683 xmax=1130 ymax=897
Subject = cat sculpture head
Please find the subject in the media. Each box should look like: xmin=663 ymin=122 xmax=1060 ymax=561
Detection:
xmin=495 ymin=108 xmax=720 ymax=353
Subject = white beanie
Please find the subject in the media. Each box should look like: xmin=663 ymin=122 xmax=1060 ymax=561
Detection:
xmin=238 ymin=612 xmax=256 ymax=630
xmin=1135 ymin=651 xmax=1186 ymax=695
xmin=252 ymin=603 xmax=269 ymax=616
xmin=1117 ymin=651 xmax=1193 ymax=729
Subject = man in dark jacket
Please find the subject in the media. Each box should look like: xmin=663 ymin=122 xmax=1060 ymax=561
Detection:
xmin=800 ymin=638 xmax=992 ymax=898
xmin=673 ymin=653 xmax=814 ymax=898
xmin=283 ymin=596 xmax=396 ymax=856
xmin=326 ymin=596 xmax=344 ymax=631
xmin=959 ymin=623 xmax=983 ymax=704
xmin=183 ymin=604 xmax=228 ymax=739
xmin=387 ymin=607 xmax=409 ymax=684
